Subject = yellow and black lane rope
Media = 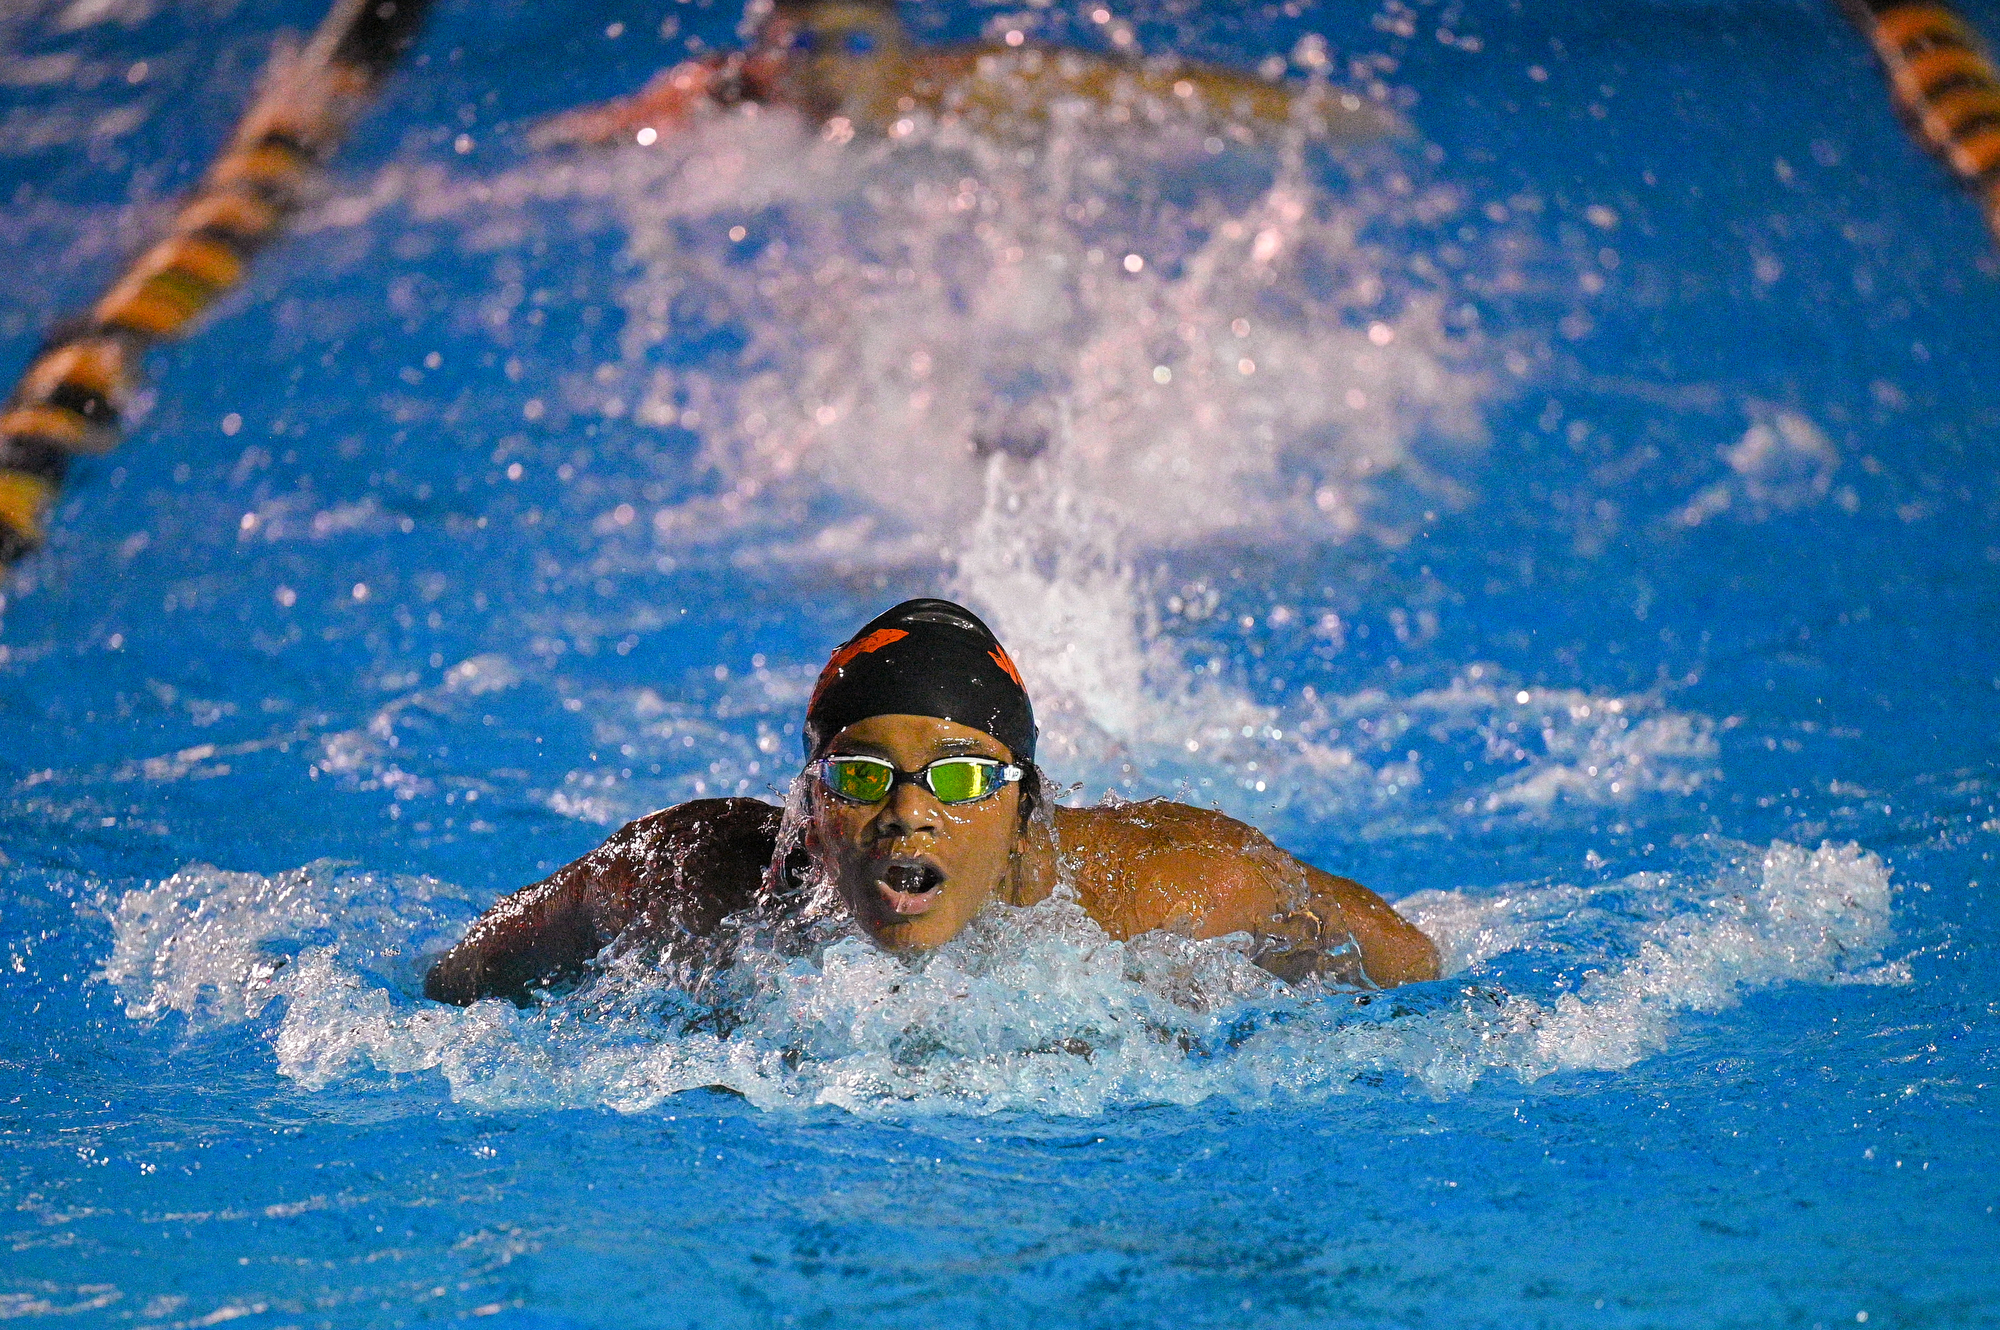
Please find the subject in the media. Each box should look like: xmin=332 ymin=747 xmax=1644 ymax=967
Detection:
xmin=1841 ymin=0 xmax=2000 ymax=240
xmin=0 ymin=0 xmax=433 ymax=566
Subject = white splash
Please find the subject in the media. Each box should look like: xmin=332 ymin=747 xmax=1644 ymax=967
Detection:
xmin=1673 ymin=405 xmax=1844 ymax=526
xmin=99 ymin=860 xmax=477 ymax=1029
xmin=556 ymin=109 xmax=1492 ymax=563
xmin=102 ymin=838 xmax=1897 ymax=1116
xmin=374 ymin=100 xmax=1493 ymax=570
xmin=1397 ymin=840 xmax=1901 ymax=1084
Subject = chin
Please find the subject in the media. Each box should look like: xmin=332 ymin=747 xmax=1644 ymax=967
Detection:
xmin=867 ymin=921 xmax=944 ymax=955
xmin=862 ymin=908 xmax=966 ymax=955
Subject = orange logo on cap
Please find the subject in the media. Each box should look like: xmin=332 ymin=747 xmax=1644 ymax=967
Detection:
xmin=989 ymin=645 xmax=1024 ymax=687
xmin=833 ymin=627 xmax=908 ymax=670
xmin=809 ymin=627 xmax=909 ymax=708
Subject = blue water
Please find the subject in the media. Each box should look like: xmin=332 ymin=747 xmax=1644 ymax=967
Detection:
xmin=4 ymin=0 xmax=1998 ymax=1324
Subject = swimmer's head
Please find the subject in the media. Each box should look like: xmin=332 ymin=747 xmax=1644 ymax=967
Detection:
xmin=804 ymin=598 xmax=1035 ymax=765
xmin=760 ymin=0 xmax=910 ymax=118
xmin=768 ymin=0 xmax=906 ymax=54
xmin=803 ymin=599 xmax=1040 ymax=953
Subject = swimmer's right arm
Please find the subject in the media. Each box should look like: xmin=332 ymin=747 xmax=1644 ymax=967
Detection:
xmin=530 ymin=60 xmax=724 ymax=148
xmin=423 ymin=798 xmax=781 ymax=1005
xmin=530 ymin=43 xmax=793 ymax=149
xmin=421 ymin=861 xmax=602 ymax=1006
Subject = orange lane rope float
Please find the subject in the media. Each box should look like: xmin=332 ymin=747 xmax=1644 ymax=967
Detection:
xmin=533 ymin=0 xmax=1405 ymax=151
xmin=0 ymin=0 xmax=434 ymax=566
xmin=1840 ymin=0 xmax=2000 ymax=240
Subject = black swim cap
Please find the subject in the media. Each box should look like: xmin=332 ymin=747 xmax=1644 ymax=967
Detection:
xmin=804 ymin=598 xmax=1036 ymax=763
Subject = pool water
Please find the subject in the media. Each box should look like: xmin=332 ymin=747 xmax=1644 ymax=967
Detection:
xmin=3 ymin=0 xmax=1998 ymax=1324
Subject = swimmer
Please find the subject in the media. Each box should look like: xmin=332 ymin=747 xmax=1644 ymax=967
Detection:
xmin=424 ymin=597 xmax=1439 ymax=1005
xmin=531 ymin=0 xmax=1402 ymax=150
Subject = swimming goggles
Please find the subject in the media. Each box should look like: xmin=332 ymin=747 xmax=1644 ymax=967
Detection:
xmin=817 ymin=754 xmax=1023 ymax=806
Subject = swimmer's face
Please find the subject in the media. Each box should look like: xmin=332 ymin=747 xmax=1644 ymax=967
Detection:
xmin=784 ymin=1 xmax=905 ymax=58
xmin=767 ymin=1 xmax=909 ymax=116
xmin=809 ymin=713 xmax=1023 ymax=955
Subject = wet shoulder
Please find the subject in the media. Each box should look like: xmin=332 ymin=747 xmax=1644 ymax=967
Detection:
xmin=614 ymin=796 xmax=784 ymax=863
xmin=1054 ymin=797 xmax=1276 ymax=855
xmin=1050 ymin=799 xmax=1288 ymax=940
xmin=588 ymin=797 xmax=786 ymax=936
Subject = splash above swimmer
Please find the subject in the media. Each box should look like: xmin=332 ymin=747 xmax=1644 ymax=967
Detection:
xmin=424 ymin=598 xmax=1439 ymax=1005
xmin=531 ymin=0 xmax=1403 ymax=150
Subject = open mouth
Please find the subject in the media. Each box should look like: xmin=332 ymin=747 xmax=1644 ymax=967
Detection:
xmin=874 ymin=861 xmax=945 ymax=916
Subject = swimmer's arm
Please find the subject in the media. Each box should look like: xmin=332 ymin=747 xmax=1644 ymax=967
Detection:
xmin=531 ymin=45 xmax=795 ymax=149
xmin=531 ymin=55 xmax=751 ymax=148
xmin=531 ymin=63 xmax=711 ymax=148
xmin=1192 ymin=858 xmax=1436 ymax=988
xmin=423 ymin=799 xmax=781 ymax=1005
xmin=1255 ymin=862 xmax=1440 ymax=988
xmin=422 ymin=809 xmax=674 ymax=1005
xmin=1063 ymin=803 xmax=1436 ymax=987
xmin=421 ymin=863 xmax=601 ymax=1006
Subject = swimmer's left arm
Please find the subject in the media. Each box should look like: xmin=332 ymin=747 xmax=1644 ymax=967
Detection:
xmin=1201 ymin=822 xmax=1439 ymax=987
xmin=1170 ymin=825 xmax=1436 ymax=986
xmin=1067 ymin=803 xmax=1438 ymax=987
xmin=1252 ymin=860 xmax=1440 ymax=988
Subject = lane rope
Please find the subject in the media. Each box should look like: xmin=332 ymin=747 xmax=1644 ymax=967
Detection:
xmin=1842 ymin=0 xmax=2000 ymax=241
xmin=0 ymin=0 xmax=434 ymax=566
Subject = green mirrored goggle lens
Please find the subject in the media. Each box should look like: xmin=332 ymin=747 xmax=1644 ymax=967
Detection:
xmin=824 ymin=757 xmax=894 ymax=803
xmin=924 ymin=758 xmax=998 ymax=803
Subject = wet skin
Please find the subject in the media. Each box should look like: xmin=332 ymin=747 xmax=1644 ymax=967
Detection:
xmin=809 ymin=714 xmax=1028 ymax=954
xmin=424 ymin=714 xmax=1437 ymax=1005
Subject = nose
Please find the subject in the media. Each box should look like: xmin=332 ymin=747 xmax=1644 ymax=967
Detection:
xmin=870 ymin=779 xmax=941 ymax=840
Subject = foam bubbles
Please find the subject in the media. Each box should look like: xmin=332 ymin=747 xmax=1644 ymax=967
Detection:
xmin=102 ymin=838 xmax=1897 ymax=1116
xmin=99 ymin=860 xmax=477 ymax=1030
xmin=1401 ymin=839 xmax=1902 ymax=1085
xmin=1673 ymin=405 xmax=1845 ymax=526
